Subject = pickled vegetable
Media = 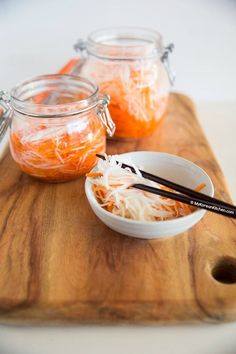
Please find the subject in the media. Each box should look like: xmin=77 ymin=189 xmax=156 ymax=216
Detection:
xmin=10 ymin=115 xmax=105 ymax=182
xmin=87 ymin=155 xmax=206 ymax=221
xmin=81 ymin=59 xmax=169 ymax=139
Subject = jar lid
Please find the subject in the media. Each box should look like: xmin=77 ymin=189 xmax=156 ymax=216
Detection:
xmin=85 ymin=27 xmax=164 ymax=60
xmin=0 ymin=75 xmax=116 ymax=139
xmin=9 ymin=74 xmax=99 ymax=117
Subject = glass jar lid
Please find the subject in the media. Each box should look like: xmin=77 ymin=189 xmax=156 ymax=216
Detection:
xmin=86 ymin=27 xmax=163 ymax=60
xmin=74 ymin=27 xmax=175 ymax=84
xmin=0 ymin=74 xmax=115 ymax=138
xmin=10 ymin=74 xmax=99 ymax=117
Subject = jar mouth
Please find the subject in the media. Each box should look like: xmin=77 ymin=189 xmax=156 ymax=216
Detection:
xmin=87 ymin=27 xmax=163 ymax=60
xmin=10 ymin=74 xmax=99 ymax=117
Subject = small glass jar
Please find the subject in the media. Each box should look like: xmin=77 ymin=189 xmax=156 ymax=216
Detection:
xmin=73 ymin=27 xmax=175 ymax=139
xmin=0 ymin=74 xmax=115 ymax=182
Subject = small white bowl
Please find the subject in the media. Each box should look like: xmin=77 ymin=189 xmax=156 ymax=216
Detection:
xmin=85 ymin=152 xmax=214 ymax=240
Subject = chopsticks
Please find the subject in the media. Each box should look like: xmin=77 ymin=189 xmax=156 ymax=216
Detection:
xmin=96 ymin=154 xmax=236 ymax=219
xmin=133 ymin=184 xmax=236 ymax=219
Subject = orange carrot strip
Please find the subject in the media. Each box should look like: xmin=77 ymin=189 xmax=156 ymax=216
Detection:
xmin=195 ymin=183 xmax=206 ymax=192
xmin=93 ymin=185 xmax=107 ymax=191
xmin=86 ymin=172 xmax=103 ymax=177
xmin=58 ymin=58 xmax=81 ymax=75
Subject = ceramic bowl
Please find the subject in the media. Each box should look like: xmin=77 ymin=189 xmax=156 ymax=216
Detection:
xmin=85 ymin=151 xmax=214 ymax=239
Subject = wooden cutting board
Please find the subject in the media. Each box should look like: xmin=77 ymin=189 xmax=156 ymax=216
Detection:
xmin=1 ymin=93 xmax=236 ymax=324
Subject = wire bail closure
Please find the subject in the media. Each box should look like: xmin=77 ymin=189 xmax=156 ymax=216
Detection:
xmin=74 ymin=39 xmax=87 ymax=56
xmin=97 ymin=95 xmax=116 ymax=137
xmin=0 ymin=91 xmax=12 ymax=142
xmin=161 ymin=43 xmax=175 ymax=85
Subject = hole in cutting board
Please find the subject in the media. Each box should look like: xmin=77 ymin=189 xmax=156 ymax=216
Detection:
xmin=212 ymin=257 xmax=236 ymax=284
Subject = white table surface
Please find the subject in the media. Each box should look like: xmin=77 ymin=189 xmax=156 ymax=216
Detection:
xmin=0 ymin=0 xmax=236 ymax=353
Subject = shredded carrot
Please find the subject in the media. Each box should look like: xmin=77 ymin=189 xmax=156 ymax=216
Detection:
xmin=106 ymin=203 xmax=114 ymax=212
xmin=58 ymin=58 xmax=81 ymax=75
xmin=195 ymin=183 xmax=206 ymax=192
xmin=93 ymin=185 xmax=107 ymax=191
xmin=93 ymin=183 xmax=195 ymax=220
xmin=86 ymin=172 xmax=103 ymax=177
xmin=84 ymin=61 xmax=169 ymax=139
xmin=87 ymin=156 xmax=196 ymax=221
xmin=10 ymin=114 xmax=106 ymax=182
xmin=99 ymin=78 xmax=168 ymax=139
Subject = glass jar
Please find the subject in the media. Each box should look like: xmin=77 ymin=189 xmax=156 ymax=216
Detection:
xmin=0 ymin=74 xmax=115 ymax=182
xmin=72 ymin=27 xmax=175 ymax=139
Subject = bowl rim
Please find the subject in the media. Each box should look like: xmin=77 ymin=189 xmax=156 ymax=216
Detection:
xmin=85 ymin=151 xmax=214 ymax=226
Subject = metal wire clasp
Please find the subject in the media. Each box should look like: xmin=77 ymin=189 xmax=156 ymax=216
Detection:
xmin=97 ymin=95 xmax=116 ymax=137
xmin=161 ymin=43 xmax=176 ymax=85
xmin=74 ymin=39 xmax=87 ymax=55
xmin=0 ymin=91 xmax=12 ymax=142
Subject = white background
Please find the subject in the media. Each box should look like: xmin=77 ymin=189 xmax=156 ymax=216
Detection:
xmin=0 ymin=0 xmax=236 ymax=353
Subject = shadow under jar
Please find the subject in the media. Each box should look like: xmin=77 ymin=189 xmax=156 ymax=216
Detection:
xmin=74 ymin=27 xmax=175 ymax=139
xmin=0 ymin=74 xmax=115 ymax=182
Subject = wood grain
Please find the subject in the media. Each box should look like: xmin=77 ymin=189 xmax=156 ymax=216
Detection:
xmin=0 ymin=93 xmax=236 ymax=324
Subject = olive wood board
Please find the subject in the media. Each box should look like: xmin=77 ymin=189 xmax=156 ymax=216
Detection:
xmin=0 ymin=93 xmax=236 ymax=325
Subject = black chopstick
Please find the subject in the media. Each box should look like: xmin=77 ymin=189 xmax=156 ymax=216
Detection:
xmin=96 ymin=154 xmax=234 ymax=210
xmin=133 ymin=184 xmax=236 ymax=219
